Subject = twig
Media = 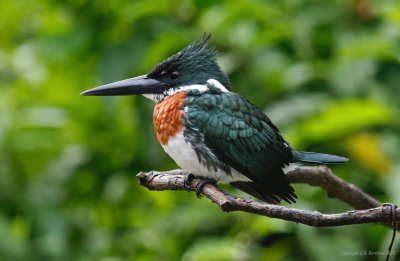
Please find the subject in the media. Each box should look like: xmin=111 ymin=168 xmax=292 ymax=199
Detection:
xmin=285 ymin=166 xmax=381 ymax=209
xmin=136 ymin=167 xmax=399 ymax=228
xmin=387 ymin=204 xmax=398 ymax=261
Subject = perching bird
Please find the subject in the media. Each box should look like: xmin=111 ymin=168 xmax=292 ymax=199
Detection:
xmin=81 ymin=35 xmax=348 ymax=204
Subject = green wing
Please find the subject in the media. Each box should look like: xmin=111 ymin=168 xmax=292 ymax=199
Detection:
xmin=184 ymin=92 xmax=297 ymax=203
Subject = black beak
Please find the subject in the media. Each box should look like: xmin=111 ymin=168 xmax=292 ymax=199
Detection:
xmin=80 ymin=75 xmax=168 ymax=96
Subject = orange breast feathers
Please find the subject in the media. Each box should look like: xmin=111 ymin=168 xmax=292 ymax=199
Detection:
xmin=153 ymin=92 xmax=187 ymax=145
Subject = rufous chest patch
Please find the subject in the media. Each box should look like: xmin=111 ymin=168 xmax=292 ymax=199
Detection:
xmin=153 ymin=92 xmax=187 ymax=145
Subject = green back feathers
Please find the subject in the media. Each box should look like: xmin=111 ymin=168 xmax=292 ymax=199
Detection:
xmin=183 ymin=91 xmax=296 ymax=203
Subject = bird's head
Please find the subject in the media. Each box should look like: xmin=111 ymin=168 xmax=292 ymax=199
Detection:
xmin=81 ymin=34 xmax=230 ymax=102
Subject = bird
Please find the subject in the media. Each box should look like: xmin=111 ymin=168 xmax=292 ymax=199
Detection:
xmin=81 ymin=34 xmax=348 ymax=204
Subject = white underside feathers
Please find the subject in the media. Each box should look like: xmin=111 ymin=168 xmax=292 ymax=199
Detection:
xmin=282 ymin=163 xmax=299 ymax=174
xmin=161 ymin=130 xmax=251 ymax=183
xmin=161 ymin=129 xmax=295 ymax=183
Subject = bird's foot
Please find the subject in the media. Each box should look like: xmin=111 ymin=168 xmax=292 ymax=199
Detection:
xmin=196 ymin=179 xmax=216 ymax=198
xmin=184 ymin=173 xmax=195 ymax=192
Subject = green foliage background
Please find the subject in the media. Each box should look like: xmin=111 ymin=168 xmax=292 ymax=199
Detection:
xmin=1 ymin=0 xmax=400 ymax=260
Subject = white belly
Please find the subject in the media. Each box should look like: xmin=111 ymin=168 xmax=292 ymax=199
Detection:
xmin=161 ymin=130 xmax=251 ymax=183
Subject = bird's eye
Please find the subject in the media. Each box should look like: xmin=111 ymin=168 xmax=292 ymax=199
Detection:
xmin=170 ymin=71 xmax=179 ymax=79
xmin=160 ymin=70 xmax=167 ymax=77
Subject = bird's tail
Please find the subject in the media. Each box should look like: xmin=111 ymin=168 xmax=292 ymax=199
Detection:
xmin=292 ymin=150 xmax=349 ymax=164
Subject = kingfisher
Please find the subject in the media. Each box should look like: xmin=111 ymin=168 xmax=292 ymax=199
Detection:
xmin=81 ymin=35 xmax=348 ymax=204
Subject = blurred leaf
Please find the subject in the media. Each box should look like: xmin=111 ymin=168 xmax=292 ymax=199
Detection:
xmin=347 ymin=133 xmax=390 ymax=175
xmin=182 ymin=237 xmax=253 ymax=261
xmin=287 ymin=99 xmax=391 ymax=147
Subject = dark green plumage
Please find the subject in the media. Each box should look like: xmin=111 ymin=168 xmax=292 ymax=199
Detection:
xmin=292 ymin=150 xmax=348 ymax=164
xmin=184 ymin=88 xmax=297 ymax=203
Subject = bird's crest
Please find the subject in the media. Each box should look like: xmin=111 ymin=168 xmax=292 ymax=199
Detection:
xmin=177 ymin=33 xmax=217 ymax=63
xmin=185 ymin=33 xmax=213 ymax=53
xmin=148 ymin=33 xmax=230 ymax=90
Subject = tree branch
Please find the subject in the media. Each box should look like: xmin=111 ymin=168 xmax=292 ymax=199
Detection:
xmin=285 ymin=166 xmax=381 ymax=209
xmin=136 ymin=167 xmax=398 ymax=229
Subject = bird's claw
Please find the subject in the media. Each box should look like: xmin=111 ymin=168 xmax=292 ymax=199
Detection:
xmin=184 ymin=173 xmax=195 ymax=192
xmin=196 ymin=179 xmax=216 ymax=198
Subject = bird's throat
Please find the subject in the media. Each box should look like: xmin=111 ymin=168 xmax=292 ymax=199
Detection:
xmin=153 ymin=92 xmax=187 ymax=145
